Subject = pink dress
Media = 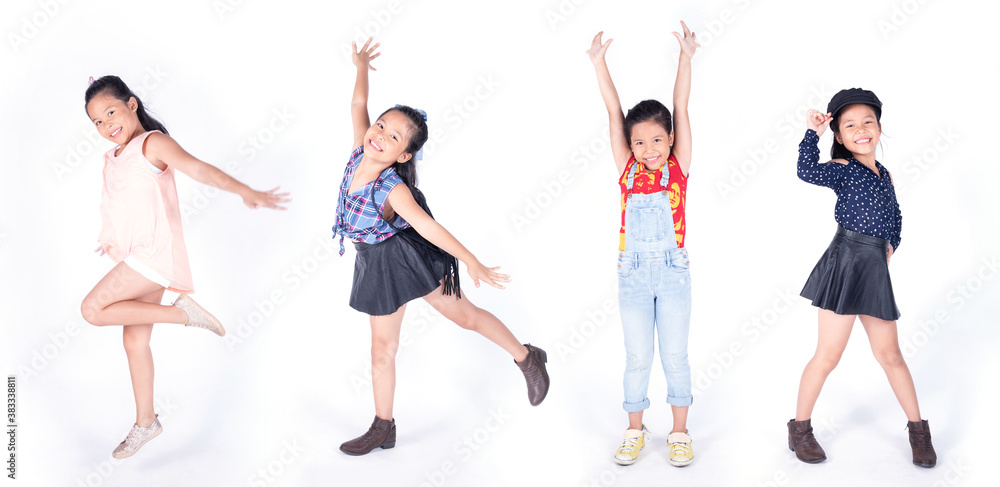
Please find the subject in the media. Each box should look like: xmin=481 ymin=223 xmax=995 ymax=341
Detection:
xmin=98 ymin=130 xmax=194 ymax=293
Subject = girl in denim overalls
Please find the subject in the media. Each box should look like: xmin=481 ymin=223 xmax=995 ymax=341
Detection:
xmin=587 ymin=22 xmax=698 ymax=467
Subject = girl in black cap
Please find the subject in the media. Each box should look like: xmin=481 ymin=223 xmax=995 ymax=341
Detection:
xmin=787 ymin=88 xmax=936 ymax=468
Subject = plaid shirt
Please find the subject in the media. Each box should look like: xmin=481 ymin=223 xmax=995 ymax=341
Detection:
xmin=333 ymin=146 xmax=410 ymax=256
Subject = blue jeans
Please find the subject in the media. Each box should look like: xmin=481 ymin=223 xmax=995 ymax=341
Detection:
xmin=618 ymin=247 xmax=693 ymax=410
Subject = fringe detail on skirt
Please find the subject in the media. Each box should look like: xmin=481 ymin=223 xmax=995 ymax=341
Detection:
xmin=397 ymin=227 xmax=462 ymax=299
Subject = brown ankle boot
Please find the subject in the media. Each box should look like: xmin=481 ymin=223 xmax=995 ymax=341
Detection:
xmin=340 ymin=416 xmax=396 ymax=456
xmin=907 ymin=419 xmax=936 ymax=468
xmin=515 ymin=344 xmax=550 ymax=406
xmin=787 ymin=418 xmax=827 ymax=463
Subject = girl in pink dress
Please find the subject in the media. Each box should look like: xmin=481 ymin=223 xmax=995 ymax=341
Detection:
xmin=80 ymin=75 xmax=290 ymax=459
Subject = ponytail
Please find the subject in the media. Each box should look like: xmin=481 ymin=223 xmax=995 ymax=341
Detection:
xmin=85 ymin=75 xmax=168 ymax=135
xmin=377 ymin=105 xmax=430 ymax=215
xmin=372 ymin=105 xmax=461 ymax=297
xmin=830 ymin=137 xmax=854 ymax=160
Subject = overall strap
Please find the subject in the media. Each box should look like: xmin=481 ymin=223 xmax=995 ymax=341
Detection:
xmin=627 ymin=158 xmax=672 ymax=194
xmin=626 ymin=161 xmax=638 ymax=193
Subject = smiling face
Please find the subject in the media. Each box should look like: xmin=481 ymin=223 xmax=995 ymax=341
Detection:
xmin=364 ymin=110 xmax=414 ymax=165
xmin=86 ymin=92 xmax=143 ymax=145
xmin=629 ymin=120 xmax=674 ymax=170
xmin=834 ymin=104 xmax=881 ymax=159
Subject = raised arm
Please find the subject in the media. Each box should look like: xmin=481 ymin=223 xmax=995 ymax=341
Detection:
xmin=587 ymin=31 xmax=631 ymax=175
xmin=145 ymin=132 xmax=290 ymax=210
xmin=352 ymin=37 xmax=381 ymax=149
xmin=797 ymin=111 xmax=847 ymax=189
xmin=386 ymin=185 xmax=511 ymax=289
xmin=670 ymin=21 xmax=699 ymax=176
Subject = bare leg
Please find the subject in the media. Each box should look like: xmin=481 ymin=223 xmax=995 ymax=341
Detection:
xmin=370 ymin=305 xmax=406 ymax=421
xmin=795 ymin=309 xmax=856 ymax=421
xmin=81 ymin=262 xmax=187 ymax=326
xmin=859 ymin=315 xmax=922 ymax=422
xmin=671 ymin=406 xmax=689 ymax=433
xmin=627 ymin=411 xmax=643 ymax=430
xmin=422 ymin=285 xmax=528 ymax=361
xmin=122 ymin=288 xmax=163 ymax=427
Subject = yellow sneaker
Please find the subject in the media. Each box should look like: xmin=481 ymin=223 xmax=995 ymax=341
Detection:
xmin=614 ymin=426 xmax=648 ymax=465
xmin=667 ymin=431 xmax=693 ymax=467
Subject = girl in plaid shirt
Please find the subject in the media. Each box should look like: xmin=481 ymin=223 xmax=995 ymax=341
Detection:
xmin=336 ymin=38 xmax=551 ymax=456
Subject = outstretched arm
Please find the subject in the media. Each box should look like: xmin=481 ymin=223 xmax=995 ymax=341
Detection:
xmin=352 ymin=37 xmax=381 ymax=149
xmin=587 ymin=31 xmax=631 ymax=175
xmin=145 ymin=133 xmax=291 ymax=210
xmin=386 ymin=185 xmax=511 ymax=289
xmin=670 ymin=21 xmax=699 ymax=176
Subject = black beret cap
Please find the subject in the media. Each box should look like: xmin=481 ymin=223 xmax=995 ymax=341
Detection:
xmin=827 ymin=88 xmax=882 ymax=120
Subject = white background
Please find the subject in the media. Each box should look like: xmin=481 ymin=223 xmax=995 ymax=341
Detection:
xmin=2 ymin=0 xmax=998 ymax=486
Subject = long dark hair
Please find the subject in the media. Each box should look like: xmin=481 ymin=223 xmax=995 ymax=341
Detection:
xmin=376 ymin=105 xmax=430 ymax=216
xmin=371 ymin=105 xmax=461 ymax=297
xmin=624 ymin=99 xmax=672 ymax=142
xmin=85 ymin=75 xmax=168 ymax=135
xmin=830 ymin=104 xmax=880 ymax=160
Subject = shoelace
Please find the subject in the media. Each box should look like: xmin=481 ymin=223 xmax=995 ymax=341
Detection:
xmin=670 ymin=440 xmax=691 ymax=457
xmin=618 ymin=437 xmax=641 ymax=455
xmin=122 ymin=426 xmax=145 ymax=446
xmin=618 ymin=431 xmax=648 ymax=455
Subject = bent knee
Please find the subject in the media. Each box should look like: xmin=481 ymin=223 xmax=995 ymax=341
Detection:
xmin=430 ymin=302 xmax=477 ymax=330
xmin=80 ymin=299 xmax=103 ymax=326
xmin=452 ymin=312 xmax=479 ymax=331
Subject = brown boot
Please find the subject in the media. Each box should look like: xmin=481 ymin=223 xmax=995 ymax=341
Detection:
xmin=787 ymin=418 xmax=827 ymax=463
xmin=515 ymin=344 xmax=550 ymax=406
xmin=340 ymin=416 xmax=396 ymax=456
xmin=907 ymin=420 xmax=937 ymax=468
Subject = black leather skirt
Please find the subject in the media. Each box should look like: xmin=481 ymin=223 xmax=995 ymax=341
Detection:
xmin=350 ymin=227 xmax=460 ymax=316
xmin=800 ymin=226 xmax=900 ymax=321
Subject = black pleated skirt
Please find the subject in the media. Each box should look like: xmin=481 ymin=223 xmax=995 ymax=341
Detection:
xmin=800 ymin=226 xmax=900 ymax=321
xmin=350 ymin=227 xmax=460 ymax=316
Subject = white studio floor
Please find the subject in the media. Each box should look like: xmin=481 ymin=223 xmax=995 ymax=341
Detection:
xmin=10 ymin=289 xmax=994 ymax=487
xmin=3 ymin=0 xmax=999 ymax=486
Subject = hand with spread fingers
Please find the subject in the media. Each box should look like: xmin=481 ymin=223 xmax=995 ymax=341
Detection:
xmin=468 ymin=262 xmax=511 ymax=290
xmin=352 ymin=37 xmax=381 ymax=72
xmin=242 ymin=186 xmax=292 ymax=210
xmin=673 ymin=20 xmax=700 ymax=59
xmin=587 ymin=31 xmax=614 ymax=65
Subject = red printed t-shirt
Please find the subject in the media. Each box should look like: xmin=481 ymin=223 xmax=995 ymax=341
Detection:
xmin=619 ymin=154 xmax=688 ymax=251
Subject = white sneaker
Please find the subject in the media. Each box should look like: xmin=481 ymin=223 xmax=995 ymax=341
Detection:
xmin=667 ymin=431 xmax=693 ymax=467
xmin=614 ymin=426 xmax=649 ymax=465
xmin=174 ymin=294 xmax=225 ymax=336
xmin=112 ymin=415 xmax=162 ymax=459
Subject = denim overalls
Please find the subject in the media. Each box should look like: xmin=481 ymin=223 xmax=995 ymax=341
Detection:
xmin=618 ymin=161 xmax=693 ymax=411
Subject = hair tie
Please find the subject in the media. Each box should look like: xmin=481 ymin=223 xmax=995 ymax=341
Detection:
xmin=88 ymin=76 xmax=95 ymax=85
xmin=396 ymin=104 xmax=427 ymax=161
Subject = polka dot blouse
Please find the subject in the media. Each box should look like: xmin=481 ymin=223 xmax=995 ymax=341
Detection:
xmin=797 ymin=129 xmax=902 ymax=250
